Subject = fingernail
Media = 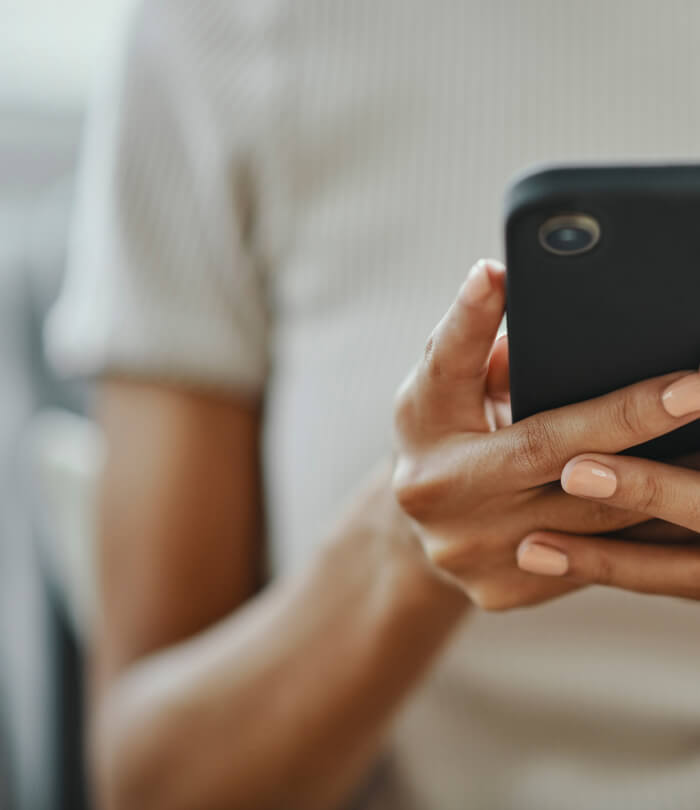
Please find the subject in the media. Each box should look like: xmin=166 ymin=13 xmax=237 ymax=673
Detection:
xmin=662 ymin=374 xmax=700 ymax=417
xmin=561 ymin=459 xmax=617 ymax=498
xmin=461 ymin=260 xmax=493 ymax=304
xmin=517 ymin=541 xmax=569 ymax=576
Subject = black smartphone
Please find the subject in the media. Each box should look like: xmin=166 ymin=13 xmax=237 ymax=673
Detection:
xmin=504 ymin=163 xmax=700 ymax=461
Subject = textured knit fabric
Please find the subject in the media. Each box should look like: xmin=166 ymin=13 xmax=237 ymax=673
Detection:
xmin=48 ymin=2 xmax=700 ymax=808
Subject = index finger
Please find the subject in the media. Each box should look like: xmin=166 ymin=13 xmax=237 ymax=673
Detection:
xmin=491 ymin=370 xmax=700 ymax=488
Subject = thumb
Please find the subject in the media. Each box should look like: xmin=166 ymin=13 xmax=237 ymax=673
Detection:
xmin=412 ymin=259 xmax=507 ymax=435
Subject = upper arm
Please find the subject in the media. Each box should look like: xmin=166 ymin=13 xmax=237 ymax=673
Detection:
xmin=91 ymin=378 xmax=263 ymax=697
xmin=42 ymin=1 xmax=272 ymax=706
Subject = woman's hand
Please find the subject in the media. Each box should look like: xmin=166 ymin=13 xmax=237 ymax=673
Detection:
xmin=518 ymin=432 xmax=700 ymax=599
xmin=392 ymin=259 xmax=700 ymax=610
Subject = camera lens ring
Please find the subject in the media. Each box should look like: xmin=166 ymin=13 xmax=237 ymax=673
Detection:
xmin=538 ymin=214 xmax=601 ymax=256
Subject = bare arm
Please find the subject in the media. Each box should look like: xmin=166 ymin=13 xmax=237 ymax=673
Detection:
xmin=90 ymin=259 xmax=691 ymax=810
xmin=90 ymin=379 xmax=466 ymax=810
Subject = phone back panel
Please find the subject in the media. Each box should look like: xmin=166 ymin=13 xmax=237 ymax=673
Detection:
xmin=505 ymin=164 xmax=700 ymax=460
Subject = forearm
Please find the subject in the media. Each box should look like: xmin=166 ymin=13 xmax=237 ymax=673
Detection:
xmin=93 ymin=466 xmax=468 ymax=810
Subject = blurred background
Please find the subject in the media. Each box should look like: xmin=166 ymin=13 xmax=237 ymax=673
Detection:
xmin=1 ymin=3 xmax=134 ymax=807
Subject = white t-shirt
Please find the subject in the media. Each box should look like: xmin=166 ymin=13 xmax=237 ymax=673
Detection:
xmin=48 ymin=2 xmax=700 ymax=807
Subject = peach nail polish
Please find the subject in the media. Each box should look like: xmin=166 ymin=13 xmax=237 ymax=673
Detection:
xmin=517 ymin=542 xmax=569 ymax=576
xmin=662 ymin=374 xmax=700 ymax=417
xmin=561 ymin=459 xmax=617 ymax=498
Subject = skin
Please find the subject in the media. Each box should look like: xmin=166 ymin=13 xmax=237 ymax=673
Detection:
xmin=519 ymin=452 xmax=700 ymax=595
xmin=91 ymin=258 xmax=700 ymax=810
xmin=392 ymin=259 xmax=700 ymax=606
xmin=91 ymin=383 xmax=465 ymax=810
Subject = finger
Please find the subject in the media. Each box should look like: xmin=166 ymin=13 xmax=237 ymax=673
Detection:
xmin=486 ymin=335 xmax=510 ymax=402
xmin=534 ymin=485 xmax=644 ymax=536
xmin=465 ymin=568 xmax=580 ymax=610
xmin=485 ymin=335 xmax=511 ymax=429
xmin=516 ymin=531 xmax=700 ymax=599
xmin=491 ymin=399 xmax=512 ymax=430
xmin=488 ymin=370 xmax=700 ymax=489
xmin=613 ymin=519 xmax=700 ymax=545
xmin=672 ymin=450 xmax=700 ymax=470
xmin=559 ymin=452 xmax=700 ymax=533
xmin=411 ymin=259 xmax=506 ymax=435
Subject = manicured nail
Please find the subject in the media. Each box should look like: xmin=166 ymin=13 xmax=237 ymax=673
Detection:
xmin=461 ymin=260 xmax=493 ymax=304
xmin=662 ymin=374 xmax=700 ymax=417
xmin=517 ymin=541 xmax=569 ymax=576
xmin=561 ymin=459 xmax=617 ymax=498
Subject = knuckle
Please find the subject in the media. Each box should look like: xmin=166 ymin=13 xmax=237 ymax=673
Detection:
xmin=512 ymin=416 xmax=562 ymax=479
xmin=589 ymin=552 xmax=615 ymax=587
xmin=635 ymin=472 xmax=663 ymax=513
xmin=612 ymin=391 xmax=647 ymax=441
xmin=431 ymin=536 xmax=487 ymax=578
xmin=392 ymin=455 xmax=447 ymax=521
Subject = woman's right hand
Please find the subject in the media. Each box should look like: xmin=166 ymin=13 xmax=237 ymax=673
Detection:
xmin=392 ymin=259 xmax=700 ymax=610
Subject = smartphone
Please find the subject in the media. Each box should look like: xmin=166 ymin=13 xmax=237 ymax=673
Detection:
xmin=504 ymin=163 xmax=700 ymax=461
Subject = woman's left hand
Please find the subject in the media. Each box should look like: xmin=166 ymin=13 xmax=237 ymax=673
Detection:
xmin=517 ymin=444 xmax=700 ymax=599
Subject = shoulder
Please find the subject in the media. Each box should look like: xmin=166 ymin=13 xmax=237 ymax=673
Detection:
xmin=122 ymin=0 xmax=295 ymax=133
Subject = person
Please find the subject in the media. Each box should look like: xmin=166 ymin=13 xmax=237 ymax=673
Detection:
xmin=47 ymin=1 xmax=700 ymax=808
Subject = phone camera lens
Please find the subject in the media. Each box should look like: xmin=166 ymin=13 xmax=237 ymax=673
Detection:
xmin=545 ymin=226 xmax=590 ymax=252
xmin=539 ymin=214 xmax=600 ymax=256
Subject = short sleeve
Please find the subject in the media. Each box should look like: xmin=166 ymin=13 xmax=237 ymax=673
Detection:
xmin=46 ymin=1 xmax=270 ymax=395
